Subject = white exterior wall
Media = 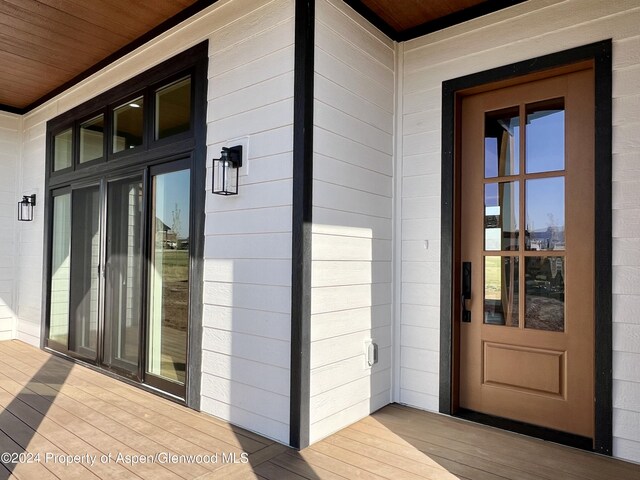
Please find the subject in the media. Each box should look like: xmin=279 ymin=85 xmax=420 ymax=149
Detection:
xmin=201 ymin=0 xmax=294 ymax=445
xmin=309 ymin=0 xmax=394 ymax=443
xmin=0 ymin=112 xmax=20 ymax=341
xmin=15 ymin=0 xmax=294 ymax=444
xmin=19 ymin=104 xmax=49 ymax=345
xmin=398 ymin=0 xmax=640 ymax=463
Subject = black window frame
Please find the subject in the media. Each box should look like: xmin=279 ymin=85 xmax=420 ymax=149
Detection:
xmin=150 ymin=71 xmax=196 ymax=147
xmin=109 ymin=90 xmax=148 ymax=159
xmin=77 ymin=108 xmax=108 ymax=168
xmin=50 ymin=125 xmax=75 ymax=176
xmin=42 ymin=41 xmax=208 ymax=409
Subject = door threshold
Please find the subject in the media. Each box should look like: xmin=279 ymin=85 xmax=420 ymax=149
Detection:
xmin=42 ymin=346 xmax=187 ymax=406
xmin=455 ymin=408 xmax=593 ymax=451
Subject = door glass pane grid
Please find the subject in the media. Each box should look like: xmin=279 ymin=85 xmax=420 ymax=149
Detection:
xmin=484 ymin=181 xmax=519 ymax=251
xmin=484 ymin=256 xmax=519 ymax=327
xmin=483 ymin=98 xmax=566 ymax=330
xmin=526 ymin=98 xmax=565 ymax=174
xmin=485 ymin=107 xmax=520 ymax=178
xmin=525 ymin=177 xmax=565 ymax=251
xmin=525 ymin=256 xmax=565 ymax=332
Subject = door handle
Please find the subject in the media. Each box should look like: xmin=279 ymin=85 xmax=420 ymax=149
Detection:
xmin=461 ymin=262 xmax=471 ymax=322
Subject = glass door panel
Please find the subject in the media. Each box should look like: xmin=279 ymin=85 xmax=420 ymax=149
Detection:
xmin=47 ymin=164 xmax=192 ymax=398
xmin=49 ymin=193 xmax=72 ymax=346
xmin=104 ymin=176 xmax=143 ymax=375
xmin=148 ymin=168 xmax=190 ymax=386
xmin=68 ymin=186 xmax=100 ymax=357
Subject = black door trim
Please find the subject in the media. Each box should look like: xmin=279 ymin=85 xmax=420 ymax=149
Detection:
xmin=439 ymin=40 xmax=612 ymax=454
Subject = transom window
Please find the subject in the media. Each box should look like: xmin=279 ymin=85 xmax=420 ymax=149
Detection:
xmin=51 ymin=73 xmax=194 ymax=173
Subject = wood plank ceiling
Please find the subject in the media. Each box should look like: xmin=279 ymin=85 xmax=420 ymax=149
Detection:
xmin=0 ymin=0 xmax=521 ymax=113
xmin=0 ymin=0 xmax=198 ymax=112
xmin=359 ymin=0 xmax=488 ymax=33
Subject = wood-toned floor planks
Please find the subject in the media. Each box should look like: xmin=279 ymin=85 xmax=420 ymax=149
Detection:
xmin=0 ymin=341 xmax=639 ymax=479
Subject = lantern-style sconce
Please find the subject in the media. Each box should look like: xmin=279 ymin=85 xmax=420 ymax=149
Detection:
xmin=18 ymin=194 xmax=36 ymax=222
xmin=212 ymin=146 xmax=243 ymax=195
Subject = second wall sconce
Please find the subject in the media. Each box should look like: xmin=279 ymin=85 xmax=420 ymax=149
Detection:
xmin=18 ymin=194 xmax=36 ymax=222
xmin=212 ymin=146 xmax=243 ymax=195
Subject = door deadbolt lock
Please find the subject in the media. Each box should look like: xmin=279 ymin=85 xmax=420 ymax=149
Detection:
xmin=462 ymin=262 xmax=471 ymax=322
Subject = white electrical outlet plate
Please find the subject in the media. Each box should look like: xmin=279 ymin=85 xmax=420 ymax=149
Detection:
xmin=364 ymin=339 xmax=378 ymax=368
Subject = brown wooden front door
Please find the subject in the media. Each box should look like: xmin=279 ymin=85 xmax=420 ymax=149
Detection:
xmin=458 ymin=67 xmax=595 ymax=438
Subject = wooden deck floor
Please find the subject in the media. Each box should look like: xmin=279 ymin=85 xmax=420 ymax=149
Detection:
xmin=0 ymin=341 xmax=638 ymax=479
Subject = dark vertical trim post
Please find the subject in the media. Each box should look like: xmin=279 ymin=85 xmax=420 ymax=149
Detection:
xmin=439 ymin=81 xmax=456 ymax=416
xmin=440 ymin=40 xmax=612 ymax=453
xmin=593 ymin=40 xmax=613 ymax=456
xmin=186 ymin=43 xmax=210 ymax=410
xmin=290 ymin=0 xmax=314 ymax=450
xmin=41 ymin=130 xmax=54 ymax=350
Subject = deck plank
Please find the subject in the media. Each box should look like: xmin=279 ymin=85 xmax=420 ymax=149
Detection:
xmin=0 ymin=341 xmax=268 ymax=451
xmin=284 ymin=448 xmax=387 ymax=480
xmin=270 ymin=452 xmax=349 ymax=480
xmin=253 ymin=461 xmax=311 ymax=480
xmin=376 ymin=404 xmax=640 ymax=480
xmin=0 ymin=362 xmax=181 ymax=479
xmin=0 ymin=341 xmax=639 ymax=480
xmin=0 ymin=353 xmax=209 ymax=478
xmin=348 ymin=417 xmax=580 ymax=480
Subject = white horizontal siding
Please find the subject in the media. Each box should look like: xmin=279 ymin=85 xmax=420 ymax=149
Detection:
xmin=0 ymin=113 xmax=19 ymax=341
xmin=399 ymin=0 xmax=640 ymax=462
xmin=202 ymin=0 xmax=294 ymax=445
xmin=18 ymin=0 xmax=294 ymax=444
xmin=310 ymin=0 xmax=394 ymax=444
xmin=15 ymin=103 xmax=45 ymax=346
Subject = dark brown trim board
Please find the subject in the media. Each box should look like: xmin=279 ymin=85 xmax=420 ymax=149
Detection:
xmin=290 ymin=0 xmax=315 ymax=450
xmin=340 ymin=0 xmax=397 ymax=40
xmin=341 ymin=0 xmax=527 ymax=42
xmin=397 ymin=0 xmax=528 ymax=42
xmin=439 ymin=40 xmax=613 ymax=454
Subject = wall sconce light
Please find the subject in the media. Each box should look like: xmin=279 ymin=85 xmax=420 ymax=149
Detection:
xmin=212 ymin=146 xmax=243 ymax=195
xmin=18 ymin=194 xmax=36 ymax=222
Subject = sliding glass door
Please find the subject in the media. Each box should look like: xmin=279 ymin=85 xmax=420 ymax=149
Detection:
xmin=46 ymin=161 xmax=191 ymax=398
xmin=69 ymin=185 xmax=100 ymax=357
xmin=103 ymin=176 xmax=144 ymax=377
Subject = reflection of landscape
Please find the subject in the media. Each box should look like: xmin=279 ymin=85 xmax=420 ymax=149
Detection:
xmin=526 ymin=297 xmax=564 ymax=331
xmin=159 ymin=248 xmax=189 ymax=383
xmin=527 ymin=226 xmax=565 ymax=251
xmin=484 ymin=256 xmax=564 ymax=331
xmin=482 ymin=104 xmax=567 ymax=333
xmin=149 ymin=168 xmax=190 ymax=386
xmin=525 ymin=256 xmax=564 ymax=332
xmin=484 ymin=256 xmax=519 ymax=327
